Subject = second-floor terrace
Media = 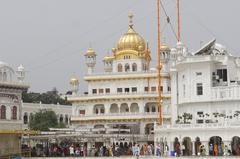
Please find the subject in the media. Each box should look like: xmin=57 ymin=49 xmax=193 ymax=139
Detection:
xmin=71 ymin=112 xmax=171 ymax=122
xmin=67 ymin=92 xmax=171 ymax=102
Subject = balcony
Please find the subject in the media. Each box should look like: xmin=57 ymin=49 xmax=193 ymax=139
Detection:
xmin=155 ymin=122 xmax=240 ymax=131
xmin=84 ymin=71 xmax=170 ymax=81
xmin=71 ymin=112 xmax=171 ymax=121
xmin=211 ymin=85 xmax=240 ymax=101
xmin=68 ymin=92 xmax=171 ymax=102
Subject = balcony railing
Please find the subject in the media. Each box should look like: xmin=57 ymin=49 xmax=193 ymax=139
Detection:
xmin=211 ymin=85 xmax=240 ymax=101
xmin=71 ymin=112 xmax=171 ymax=121
xmin=85 ymin=70 xmax=159 ymax=76
xmin=155 ymin=122 xmax=240 ymax=130
xmin=68 ymin=92 xmax=171 ymax=100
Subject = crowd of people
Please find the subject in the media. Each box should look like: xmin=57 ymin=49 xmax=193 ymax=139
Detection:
xmin=26 ymin=141 xmax=237 ymax=157
xmin=29 ymin=142 xmax=155 ymax=157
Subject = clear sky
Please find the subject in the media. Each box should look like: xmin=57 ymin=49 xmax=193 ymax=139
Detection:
xmin=0 ymin=0 xmax=239 ymax=93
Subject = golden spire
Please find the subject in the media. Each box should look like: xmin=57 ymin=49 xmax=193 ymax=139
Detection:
xmin=128 ymin=12 xmax=134 ymax=28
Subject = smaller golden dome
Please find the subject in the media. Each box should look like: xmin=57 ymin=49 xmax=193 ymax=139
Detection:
xmin=112 ymin=48 xmax=116 ymax=53
xmin=70 ymin=77 xmax=79 ymax=85
xmin=85 ymin=47 xmax=96 ymax=56
xmin=103 ymin=55 xmax=115 ymax=62
xmin=161 ymin=43 xmax=170 ymax=51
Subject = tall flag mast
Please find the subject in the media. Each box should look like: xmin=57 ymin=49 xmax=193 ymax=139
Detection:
xmin=157 ymin=0 xmax=162 ymax=125
xmin=177 ymin=0 xmax=181 ymax=42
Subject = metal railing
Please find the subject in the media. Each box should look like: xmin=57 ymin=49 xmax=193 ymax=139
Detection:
xmin=156 ymin=122 xmax=240 ymax=130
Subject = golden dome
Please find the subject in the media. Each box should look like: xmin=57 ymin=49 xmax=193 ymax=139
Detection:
xmin=103 ymin=55 xmax=115 ymax=62
xmin=70 ymin=77 xmax=79 ymax=85
xmin=116 ymin=27 xmax=146 ymax=52
xmin=114 ymin=13 xmax=146 ymax=60
xmin=161 ymin=43 xmax=170 ymax=51
xmin=85 ymin=47 xmax=96 ymax=56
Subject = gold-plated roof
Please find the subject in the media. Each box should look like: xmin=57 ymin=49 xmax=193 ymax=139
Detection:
xmin=114 ymin=13 xmax=146 ymax=60
xmin=70 ymin=76 xmax=79 ymax=85
xmin=103 ymin=55 xmax=115 ymax=61
xmin=85 ymin=47 xmax=96 ymax=56
xmin=116 ymin=28 xmax=146 ymax=52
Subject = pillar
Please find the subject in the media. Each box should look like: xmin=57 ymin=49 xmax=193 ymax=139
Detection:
xmin=140 ymin=122 xmax=145 ymax=135
xmin=192 ymin=141 xmax=195 ymax=156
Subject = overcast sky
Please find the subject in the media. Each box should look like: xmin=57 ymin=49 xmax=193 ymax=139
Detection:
xmin=0 ymin=0 xmax=239 ymax=93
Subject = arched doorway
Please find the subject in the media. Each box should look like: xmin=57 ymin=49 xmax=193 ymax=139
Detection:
xmin=145 ymin=102 xmax=157 ymax=113
xmin=182 ymin=137 xmax=192 ymax=156
xmin=195 ymin=137 xmax=201 ymax=156
xmin=0 ymin=105 xmax=6 ymax=119
xmin=125 ymin=64 xmax=130 ymax=72
xmin=120 ymin=103 xmax=129 ymax=113
xmin=110 ymin=103 xmax=119 ymax=113
xmin=23 ymin=112 xmax=28 ymax=124
xmin=209 ymin=136 xmax=223 ymax=156
xmin=93 ymin=104 xmax=105 ymax=114
xmin=59 ymin=114 xmax=63 ymax=123
xmin=118 ymin=64 xmax=123 ymax=72
xmin=130 ymin=103 xmax=139 ymax=113
xmin=12 ymin=106 xmax=17 ymax=120
xmin=232 ymin=136 xmax=240 ymax=156
xmin=145 ymin=123 xmax=154 ymax=134
xmin=132 ymin=63 xmax=137 ymax=72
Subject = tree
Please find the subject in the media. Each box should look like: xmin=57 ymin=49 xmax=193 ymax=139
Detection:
xmin=22 ymin=88 xmax=71 ymax=105
xmin=29 ymin=110 xmax=65 ymax=131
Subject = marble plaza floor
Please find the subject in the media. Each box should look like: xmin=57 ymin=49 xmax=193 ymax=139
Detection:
xmin=24 ymin=156 xmax=240 ymax=159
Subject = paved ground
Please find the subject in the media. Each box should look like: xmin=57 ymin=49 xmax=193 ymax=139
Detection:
xmin=24 ymin=156 xmax=240 ymax=159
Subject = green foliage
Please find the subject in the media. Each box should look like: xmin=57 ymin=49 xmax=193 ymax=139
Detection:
xmin=22 ymin=88 xmax=71 ymax=105
xmin=57 ymin=122 xmax=66 ymax=128
xmin=29 ymin=110 xmax=65 ymax=131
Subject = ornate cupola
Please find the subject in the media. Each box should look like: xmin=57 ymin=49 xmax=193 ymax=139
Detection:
xmin=16 ymin=64 xmax=26 ymax=82
xmin=70 ymin=76 xmax=79 ymax=95
xmin=160 ymin=42 xmax=171 ymax=72
xmin=103 ymin=54 xmax=114 ymax=73
xmin=84 ymin=47 xmax=96 ymax=74
xmin=114 ymin=13 xmax=147 ymax=60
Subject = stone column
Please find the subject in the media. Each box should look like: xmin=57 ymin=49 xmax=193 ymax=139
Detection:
xmin=105 ymin=103 xmax=111 ymax=114
xmin=139 ymin=122 xmax=145 ymax=135
xmin=192 ymin=141 xmax=195 ymax=156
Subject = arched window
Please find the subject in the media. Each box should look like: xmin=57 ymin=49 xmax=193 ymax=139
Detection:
xmin=132 ymin=63 xmax=137 ymax=72
xmin=3 ymin=72 xmax=7 ymax=81
xmin=23 ymin=112 xmax=28 ymax=124
xmin=0 ymin=105 xmax=6 ymax=119
xmin=0 ymin=72 xmax=2 ymax=81
xmin=12 ymin=106 xmax=17 ymax=120
xmin=125 ymin=64 xmax=130 ymax=72
xmin=118 ymin=64 xmax=123 ymax=72
xmin=65 ymin=115 xmax=68 ymax=123
xmin=59 ymin=114 xmax=63 ymax=123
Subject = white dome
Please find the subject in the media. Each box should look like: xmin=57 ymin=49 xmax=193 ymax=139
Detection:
xmin=17 ymin=64 xmax=25 ymax=71
xmin=0 ymin=61 xmax=10 ymax=68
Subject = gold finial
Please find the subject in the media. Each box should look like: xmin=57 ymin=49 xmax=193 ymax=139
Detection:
xmin=128 ymin=12 xmax=134 ymax=28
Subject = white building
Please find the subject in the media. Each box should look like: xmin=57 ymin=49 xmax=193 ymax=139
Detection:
xmin=0 ymin=62 xmax=29 ymax=156
xmin=67 ymin=14 xmax=171 ymax=148
xmin=155 ymin=39 xmax=240 ymax=156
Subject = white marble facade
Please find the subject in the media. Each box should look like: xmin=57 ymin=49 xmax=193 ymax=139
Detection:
xmin=155 ymin=39 xmax=240 ymax=156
